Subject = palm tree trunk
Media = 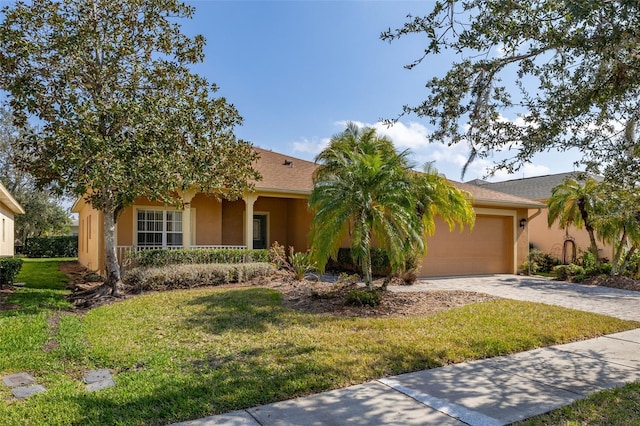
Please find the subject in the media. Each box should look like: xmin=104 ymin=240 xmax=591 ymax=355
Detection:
xmin=619 ymin=243 xmax=638 ymax=277
xmin=362 ymin=247 xmax=373 ymax=290
xmin=578 ymin=198 xmax=601 ymax=267
xmin=611 ymin=229 xmax=627 ymax=275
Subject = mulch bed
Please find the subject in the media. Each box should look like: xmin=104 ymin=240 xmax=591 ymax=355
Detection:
xmin=582 ymin=275 xmax=640 ymax=292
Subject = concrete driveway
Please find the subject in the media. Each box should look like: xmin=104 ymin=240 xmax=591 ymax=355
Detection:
xmin=390 ymin=274 xmax=640 ymax=321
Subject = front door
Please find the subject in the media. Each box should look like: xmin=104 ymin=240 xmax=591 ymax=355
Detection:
xmin=253 ymin=214 xmax=267 ymax=249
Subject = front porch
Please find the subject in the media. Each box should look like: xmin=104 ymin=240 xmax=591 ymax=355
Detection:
xmin=110 ymin=191 xmax=313 ymax=270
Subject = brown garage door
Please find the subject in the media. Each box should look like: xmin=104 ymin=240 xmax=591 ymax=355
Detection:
xmin=419 ymin=215 xmax=513 ymax=277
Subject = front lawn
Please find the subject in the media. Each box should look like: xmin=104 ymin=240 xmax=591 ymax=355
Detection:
xmin=0 ymin=269 xmax=638 ymax=425
xmin=1 ymin=258 xmax=73 ymax=317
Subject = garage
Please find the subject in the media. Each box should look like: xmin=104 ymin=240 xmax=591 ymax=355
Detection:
xmin=419 ymin=214 xmax=514 ymax=277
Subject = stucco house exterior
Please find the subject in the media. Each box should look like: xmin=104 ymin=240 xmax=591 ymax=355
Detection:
xmin=0 ymin=181 xmax=25 ymax=257
xmin=468 ymin=172 xmax=614 ymax=263
xmin=72 ymin=148 xmax=543 ymax=277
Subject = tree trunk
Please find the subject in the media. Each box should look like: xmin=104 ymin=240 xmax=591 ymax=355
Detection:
xmin=362 ymin=246 xmax=373 ymax=290
xmin=578 ymin=198 xmax=600 ymax=267
xmin=611 ymin=229 xmax=627 ymax=275
xmin=103 ymin=206 xmax=122 ymax=296
xmin=619 ymin=244 xmax=638 ymax=277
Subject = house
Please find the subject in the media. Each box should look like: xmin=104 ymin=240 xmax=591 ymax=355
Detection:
xmin=72 ymin=148 xmax=543 ymax=276
xmin=0 ymin=181 xmax=25 ymax=256
xmin=468 ymin=172 xmax=614 ymax=263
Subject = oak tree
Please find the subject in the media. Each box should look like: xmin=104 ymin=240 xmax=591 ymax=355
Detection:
xmin=0 ymin=0 xmax=259 ymax=296
xmin=382 ymin=0 xmax=640 ymax=181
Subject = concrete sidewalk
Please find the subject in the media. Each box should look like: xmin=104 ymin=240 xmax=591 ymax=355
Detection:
xmin=173 ymin=329 xmax=640 ymax=425
xmin=173 ymin=276 xmax=640 ymax=425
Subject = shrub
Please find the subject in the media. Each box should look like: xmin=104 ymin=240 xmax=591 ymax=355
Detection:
xmin=0 ymin=257 xmax=23 ymax=285
xmin=586 ymin=262 xmax=612 ymax=277
xmin=126 ymin=248 xmax=269 ymax=268
xmin=554 ymin=264 xmax=585 ymax=281
xmin=23 ymin=236 xmax=78 ymax=258
xmin=288 ymin=251 xmax=316 ymax=281
xmin=122 ymin=262 xmax=274 ymax=293
xmin=327 ymin=248 xmax=391 ymax=276
xmin=526 ymin=249 xmax=561 ymax=274
xmin=268 ymin=242 xmax=316 ymax=281
xmin=344 ymin=289 xmax=382 ymax=307
xmin=579 ymin=251 xmax=596 ymax=270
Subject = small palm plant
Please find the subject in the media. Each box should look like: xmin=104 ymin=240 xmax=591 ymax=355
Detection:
xmin=269 ymin=242 xmax=316 ymax=281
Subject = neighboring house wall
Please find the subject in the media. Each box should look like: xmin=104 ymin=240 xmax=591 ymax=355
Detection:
xmin=0 ymin=201 xmax=16 ymax=256
xmin=76 ymin=200 xmax=103 ymax=272
xmin=528 ymin=206 xmax=614 ymax=262
xmin=468 ymin=173 xmax=615 ymax=263
xmin=0 ymin=182 xmax=25 ymax=257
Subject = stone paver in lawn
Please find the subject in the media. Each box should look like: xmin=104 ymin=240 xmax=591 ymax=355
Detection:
xmin=84 ymin=369 xmax=115 ymax=392
xmin=2 ymin=372 xmax=36 ymax=388
xmin=11 ymin=385 xmax=47 ymax=399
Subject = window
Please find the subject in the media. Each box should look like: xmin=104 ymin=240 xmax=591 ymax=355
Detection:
xmin=137 ymin=209 xmax=183 ymax=247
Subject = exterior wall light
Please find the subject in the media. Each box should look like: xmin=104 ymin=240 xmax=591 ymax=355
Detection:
xmin=519 ymin=218 xmax=527 ymax=229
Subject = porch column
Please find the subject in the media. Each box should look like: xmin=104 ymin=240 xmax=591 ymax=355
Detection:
xmin=178 ymin=190 xmax=197 ymax=249
xmin=243 ymin=194 xmax=258 ymax=249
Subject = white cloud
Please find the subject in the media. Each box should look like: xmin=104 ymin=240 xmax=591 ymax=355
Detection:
xmin=290 ymin=118 xmax=562 ymax=182
xmin=291 ymin=137 xmax=330 ymax=157
xmin=334 ymin=120 xmax=432 ymax=149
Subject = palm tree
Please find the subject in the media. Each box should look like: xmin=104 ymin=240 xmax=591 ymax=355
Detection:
xmin=309 ymin=124 xmax=421 ymax=289
xmin=309 ymin=123 xmax=474 ymax=288
xmin=411 ymin=163 xmax=475 ymax=237
xmin=595 ymin=188 xmax=640 ymax=275
xmin=547 ymin=177 xmax=603 ymax=266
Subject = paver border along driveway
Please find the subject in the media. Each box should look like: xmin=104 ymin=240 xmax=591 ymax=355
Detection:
xmin=390 ymin=274 xmax=640 ymax=321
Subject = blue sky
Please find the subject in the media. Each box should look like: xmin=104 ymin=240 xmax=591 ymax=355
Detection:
xmin=181 ymin=0 xmax=584 ymax=182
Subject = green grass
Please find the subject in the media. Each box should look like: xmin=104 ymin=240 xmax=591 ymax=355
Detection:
xmin=1 ymin=258 xmax=72 ymax=318
xmin=15 ymin=258 xmax=74 ymax=289
xmin=0 ymin=278 xmax=638 ymax=426
xmin=518 ymin=381 xmax=640 ymax=426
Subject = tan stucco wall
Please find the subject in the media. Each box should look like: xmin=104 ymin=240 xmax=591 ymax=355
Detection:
xmin=221 ymin=199 xmax=244 ymax=246
xmin=528 ymin=206 xmax=615 ymax=262
xmin=77 ymin=201 xmax=103 ymax=272
xmin=254 ymin=197 xmax=289 ymax=248
xmin=287 ymin=198 xmax=313 ymax=252
xmin=0 ymin=201 xmax=16 ymax=256
xmin=191 ymin=194 xmax=223 ymax=246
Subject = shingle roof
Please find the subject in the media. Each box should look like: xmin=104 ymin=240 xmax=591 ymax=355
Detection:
xmin=252 ymin=147 xmax=317 ymax=193
xmin=252 ymin=147 xmax=543 ymax=208
xmin=452 ymin=181 xmax=545 ymax=209
xmin=468 ymin=172 xmax=602 ymax=201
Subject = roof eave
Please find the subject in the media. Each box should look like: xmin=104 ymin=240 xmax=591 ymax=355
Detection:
xmin=472 ymin=199 xmax=546 ymax=209
xmin=0 ymin=184 xmax=25 ymax=214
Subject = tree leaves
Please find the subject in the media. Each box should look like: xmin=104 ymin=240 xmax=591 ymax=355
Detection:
xmin=383 ymin=0 xmax=640 ymax=181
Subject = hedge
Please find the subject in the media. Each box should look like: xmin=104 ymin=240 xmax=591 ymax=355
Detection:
xmin=24 ymin=236 xmax=78 ymax=258
xmin=0 ymin=257 xmax=23 ymax=285
xmin=122 ymin=262 xmax=274 ymax=292
xmin=126 ymin=248 xmax=270 ymax=268
xmin=326 ymin=247 xmax=391 ymax=276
